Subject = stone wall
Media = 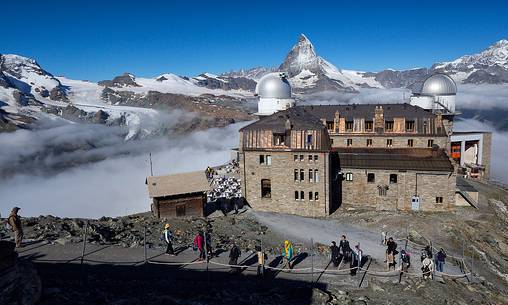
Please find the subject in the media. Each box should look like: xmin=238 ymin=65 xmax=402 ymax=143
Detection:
xmin=329 ymin=134 xmax=448 ymax=149
xmin=240 ymin=150 xmax=331 ymax=217
xmin=340 ymin=168 xmax=456 ymax=211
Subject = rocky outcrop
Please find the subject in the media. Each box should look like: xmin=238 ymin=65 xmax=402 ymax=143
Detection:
xmin=193 ymin=73 xmax=256 ymax=91
xmin=98 ymin=73 xmax=141 ymax=88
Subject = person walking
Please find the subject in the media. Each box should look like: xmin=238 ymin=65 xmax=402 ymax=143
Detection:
xmin=229 ymin=242 xmax=241 ymax=273
xmin=8 ymin=207 xmax=23 ymax=248
xmin=283 ymin=240 xmax=293 ymax=270
xmin=350 ymin=244 xmax=362 ymax=276
xmin=421 ymin=254 xmax=434 ymax=280
xmin=338 ymin=235 xmax=351 ymax=263
xmin=385 ymin=237 xmax=398 ymax=262
xmin=330 ymin=241 xmax=341 ymax=268
xmin=400 ymin=250 xmax=411 ymax=272
xmin=256 ymin=245 xmax=266 ymax=277
xmin=435 ymin=248 xmax=446 ymax=272
xmin=193 ymin=231 xmax=205 ymax=260
xmin=205 ymin=229 xmax=213 ymax=258
xmin=162 ymin=223 xmax=175 ymax=256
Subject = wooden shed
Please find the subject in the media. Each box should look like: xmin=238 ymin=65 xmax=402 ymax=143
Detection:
xmin=146 ymin=171 xmax=210 ymax=218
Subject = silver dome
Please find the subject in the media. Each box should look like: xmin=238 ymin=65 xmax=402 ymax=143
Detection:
xmin=421 ymin=73 xmax=457 ymax=96
xmin=256 ymin=72 xmax=292 ymax=99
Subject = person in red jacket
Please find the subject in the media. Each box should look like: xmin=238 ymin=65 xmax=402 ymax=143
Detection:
xmin=193 ymin=231 xmax=205 ymax=260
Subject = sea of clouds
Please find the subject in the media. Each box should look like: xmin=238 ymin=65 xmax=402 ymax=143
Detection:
xmin=1 ymin=84 xmax=507 ymax=218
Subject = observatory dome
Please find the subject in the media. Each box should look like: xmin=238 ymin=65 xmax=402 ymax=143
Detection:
xmin=421 ymin=73 xmax=457 ymax=96
xmin=256 ymin=72 xmax=292 ymax=99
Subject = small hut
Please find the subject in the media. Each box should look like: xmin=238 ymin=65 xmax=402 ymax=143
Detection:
xmin=146 ymin=171 xmax=210 ymax=218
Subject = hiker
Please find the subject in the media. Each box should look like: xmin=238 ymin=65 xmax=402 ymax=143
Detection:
xmin=338 ymin=235 xmax=351 ymax=263
xmin=283 ymin=240 xmax=293 ymax=269
xmin=400 ymin=249 xmax=411 ymax=272
xmin=386 ymin=250 xmax=396 ymax=271
xmin=229 ymin=242 xmax=241 ymax=273
xmin=8 ymin=207 xmax=23 ymax=248
xmin=162 ymin=223 xmax=175 ymax=256
xmin=421 ymin=254 xmax=434 ymax=279
xmin=350 ymin=244 xmax=362 ymax=276
xmin=205 ymin=230 xmax=213 ymax=258
xmin=421 ymin=245 xmax=433 ymax=262
xmin=256 ymin=245 xmax=266 ymax=277
xmin=330 ymin=241 xmax=341 ymax=267
xmin=435 ymin=248 xmax=446 ymax=272
xmin=385 ymin=237 xmax=398 ymax=262
xmin=193 ymin=231 xmax=205 ymax=260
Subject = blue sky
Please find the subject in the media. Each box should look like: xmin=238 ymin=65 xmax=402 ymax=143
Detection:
xmin=2 ymin=0 xmax=507 ymax=81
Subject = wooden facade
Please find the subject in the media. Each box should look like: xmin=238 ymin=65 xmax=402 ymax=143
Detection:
xmin=152 ymin=192 xmax=206 ymax=218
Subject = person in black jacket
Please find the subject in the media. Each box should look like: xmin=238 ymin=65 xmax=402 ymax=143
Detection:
xmin=385 ymin=237 xmax=398 ymax=261
xmin=229 ymin=242 xmax=241 ymax=273
xmin=338 ymin=235 xmax=351 ymax=263
xmin=330 ymin=241 xmax=341 ymax=267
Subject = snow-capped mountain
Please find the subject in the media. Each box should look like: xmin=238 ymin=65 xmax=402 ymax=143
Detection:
xmin=432 ymin=39 xmax=508 ymax=84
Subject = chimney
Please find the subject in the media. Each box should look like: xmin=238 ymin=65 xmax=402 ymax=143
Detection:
xmin=334 ymin=111 xmax=340 ymax=133
xmin=374 ymin=105 xmax=384 ymax=132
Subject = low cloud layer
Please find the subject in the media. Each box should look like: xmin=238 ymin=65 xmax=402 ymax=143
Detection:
xmin=0 ymin=121 xmax=248 ymax=218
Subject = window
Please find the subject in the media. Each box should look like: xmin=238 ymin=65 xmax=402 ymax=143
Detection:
xmin=306 ymin=134 xmax=313 ymax=148
xmin=385 ymin=121 xmax=394 ymax=132
xmin=261 ymin=179 xmax=271 ymax=198
xmin=309 ymin=169 xmax=314 ymax=182
xmin=405 ymin=121 xmax=415 ymax=132
xmin=295 ymin=191 xmax=299 ymax=200
xmin=266 ymin=155 xmax=272 ymax=166
xmin=345 ymin=172 xmax=353 ymax=181
xmin=365 ymin=121 xmax=373 ymax=132
xmin=386 ymin=139 xmax=393 ymax=148
xmin=389 ymin=174 xmax=398 ymax=184
xmin=300 ymin=191 xmax=304 ymax=200
xmin=300 ymin=169 xmax=304 ymax=181
xmin=428 ymin=139 xmax=434 ymax=148
xmin=367 ymin=173 xmax=375 ymax=183
xmin=314 ymin=192 xmax=319 ymax=201
xmin=346 ymin=121 xmax=354 ymax=131
xmin=308 ymin=155 xmax=313 ymax=162
xmin=366 ymin=139 xmax=373 ymax=147
xmin=309 ymin=192 xmax=313 ymax=201
xmin=274 ymin=134 xmax=286 ymax=146
xmin=299 ymin=155 xmax=304 ymax=162
xmin=326 ymin=121 xmax=334 ymax=130
xmin=294 ymin=169 xmax=299 ymax=181
xmin=314 ymin=169 xmax=319 ymax=182
xmin=436 ymin=197 xmax=443 ymax=204
xmin=378 ymin=186 xmax=387 ymax=196
xmin=314 ymin=155 xmax=318 ymax=162
xmin=294 ymin=155 xmax=298 ymax=162
xmin=407 ymin=139 xmax=414 ymax=147
xmin=346 ymin=139 xmax=353 ymax=147
xmin=259 ymin=155 xmax=265 ymax=164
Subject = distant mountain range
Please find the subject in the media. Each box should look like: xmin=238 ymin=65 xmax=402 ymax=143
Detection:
xmin=1 ymin=34 xmax=508 ymax=133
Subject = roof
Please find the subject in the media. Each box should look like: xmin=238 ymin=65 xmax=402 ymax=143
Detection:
xmin=146 ymin=171 xmax=210 ymax=198
xmin=334 ymin=148 xmax=454 ymax=172
xmin=240 ymin=106 xmax=327 ymax=133
xmin=298 ymin=103 xmax=435 ymax=121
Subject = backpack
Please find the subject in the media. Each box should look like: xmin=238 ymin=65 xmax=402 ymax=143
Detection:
xmin=5 ymin=216 xmax=14 ymax=231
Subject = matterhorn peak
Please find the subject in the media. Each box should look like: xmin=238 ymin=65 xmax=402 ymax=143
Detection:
xmin=280 ymin=34 xmax=319 ymax=77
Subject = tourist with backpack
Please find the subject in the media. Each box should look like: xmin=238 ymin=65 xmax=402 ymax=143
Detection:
xmin=400 ymin=249 xmax=411 ymax=272
xmin=421 ymin=254 xmax=434 ymax=279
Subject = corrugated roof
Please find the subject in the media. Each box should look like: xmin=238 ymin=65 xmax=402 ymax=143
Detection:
xmin=335 ymin=148 xmax=454 ymax=172
xmin=240 ymin=106 xmax=327 ymax=133
xmin=146 ymin=171 xmax=210 ymax=198
xmin=299 ymin=103 xmax=435 ymax=121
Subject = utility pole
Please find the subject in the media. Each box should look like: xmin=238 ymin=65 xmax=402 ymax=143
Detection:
xmin=149 ymin=153 xmax=153 ymax=176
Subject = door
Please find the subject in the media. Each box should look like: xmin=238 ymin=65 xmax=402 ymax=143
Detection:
xmin=411 ymin=196 xmax=420 ymax=211
xmin=176 ymin=204 xmax=186 ymax=217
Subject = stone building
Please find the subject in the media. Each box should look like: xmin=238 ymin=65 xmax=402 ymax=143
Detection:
xmin=238 ymin=104 xmax=457 ymax=215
